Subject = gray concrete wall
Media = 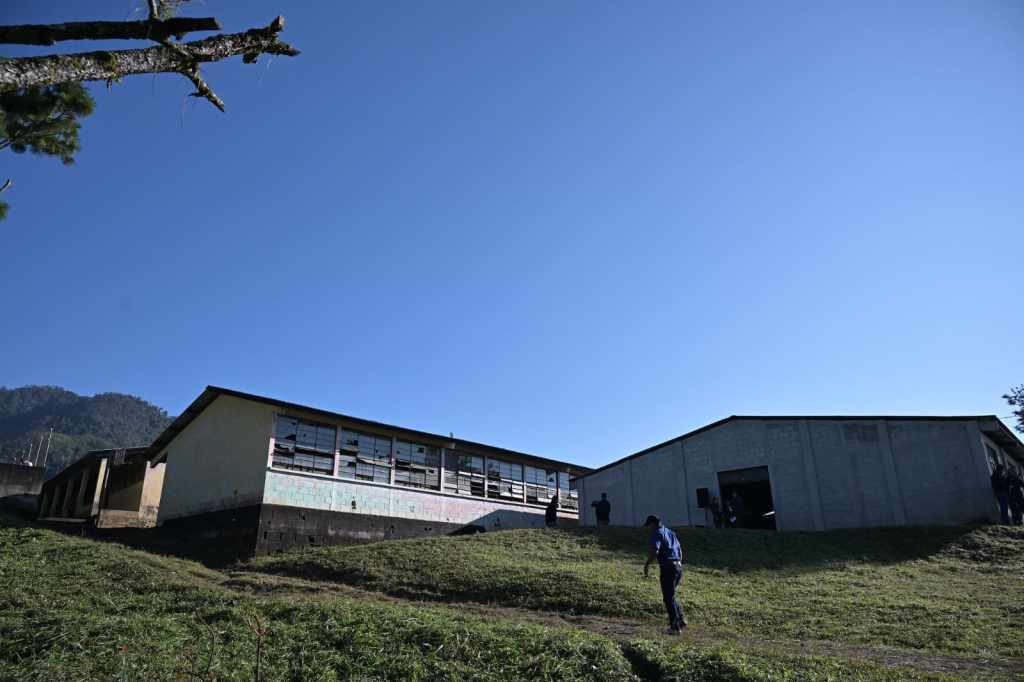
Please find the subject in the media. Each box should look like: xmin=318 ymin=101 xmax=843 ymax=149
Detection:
xmin=0 ymin=463 xmax=44 ymax=498
xmin=579 ymin=417 xmax=999 ymax=531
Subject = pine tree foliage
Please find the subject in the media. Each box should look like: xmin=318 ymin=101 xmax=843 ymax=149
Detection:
xmin=0 ymin=83 xmax=94 ymax=164
xmin=1004 ymin=385 xmax=1024 ymax=434
xmin=0 ymin=83 xmax=94 ymax=220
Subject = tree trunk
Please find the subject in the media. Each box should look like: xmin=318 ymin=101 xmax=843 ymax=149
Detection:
xmin=0 ymin=18 xmax=221 ymax=46
xmin=0 ymin=18 xmax=298 ymax=92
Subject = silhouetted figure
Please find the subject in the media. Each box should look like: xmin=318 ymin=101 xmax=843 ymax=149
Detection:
xmin=545 ymin=494 xmax=559 ymax=528
xmin=592 ymin=493 xmax=611 ymax=526
xmin=710 ymin=496 xmax=723 ymax=529
xmin=643 ymin=514 xmax=686 ymax=633
xmin=991 ymin=464 xmax=1011 ymax=525
xmin=1008 ymin=470 xmax=1024 ymax=527
xmin=726 ymin=491 xmax=747 ymax=528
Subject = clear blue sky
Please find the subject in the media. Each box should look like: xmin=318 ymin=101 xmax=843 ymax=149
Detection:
xmin=1 ymin=1 xmax=1021 ymax=466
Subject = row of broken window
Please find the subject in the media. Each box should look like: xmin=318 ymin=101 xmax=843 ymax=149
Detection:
xmin=272 ymin=414 xmax=578 ymax=509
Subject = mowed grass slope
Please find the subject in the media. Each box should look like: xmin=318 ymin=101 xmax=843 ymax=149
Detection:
xmin=0 ymin=511 xmax=982 ymax=681
xmin=250 ymin=524 xmax=1024 ymax=660
xmin=0 ymin=511 xmax=631 ymax=682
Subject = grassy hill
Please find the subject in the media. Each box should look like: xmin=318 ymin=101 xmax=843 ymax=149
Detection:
xmin=250 ymin=524 xmax=1024 ymax=662
xmin=0 ymin=385 xmax=172 ymax=474
xmin=0 ymin=510 xmax=998 ymax=681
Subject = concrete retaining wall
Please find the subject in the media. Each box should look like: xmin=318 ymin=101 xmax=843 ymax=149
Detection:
xmin=0 ymin=463 xmax=44 ymax=499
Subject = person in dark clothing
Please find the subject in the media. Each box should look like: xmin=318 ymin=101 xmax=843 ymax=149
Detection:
xmin=545 ymin=495 xmax=559 ymax=528
xmin=991 ymin=464 xmax=1011 ymax=525
xmin=726 ymin=491 xmax=746 ymax=528
xmin=643 ymin=514 xmax=686 ymax=633
xmin=592 ymin=493 xmax=611 ymax=526
xmin=1008 ymin=470 xmax=1024 ymax=526
xmin=710 ymin=496 xmax=723 ymax=529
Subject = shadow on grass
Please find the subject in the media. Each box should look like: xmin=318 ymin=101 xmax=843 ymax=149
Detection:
xmin=563 ymin=523 xmax=989 ymax=572
xmin=18 ymin=516 xmax=247 ymax=569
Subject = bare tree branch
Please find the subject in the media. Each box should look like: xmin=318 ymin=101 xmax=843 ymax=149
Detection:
xmin=0 ymin=17 xmax=299 ymax=100
xmin=157 ymin=38 xmax=225 ymax=111
xmin=0 ymin=179 xmax=11 ymax=193
xmin=0 ymin=18 xmax=221 ymax=46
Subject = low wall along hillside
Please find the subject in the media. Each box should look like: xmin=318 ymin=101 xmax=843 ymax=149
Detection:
xmin=0 ymin=463 xmax=45 ymax=499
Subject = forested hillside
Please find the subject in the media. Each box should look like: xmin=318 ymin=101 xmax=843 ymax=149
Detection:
xmin=0 ymin=386 xmax=172 ymax=474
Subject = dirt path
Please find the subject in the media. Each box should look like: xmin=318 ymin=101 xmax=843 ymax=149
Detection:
xmin=221 ymin=570 xmax=1024 ymax=679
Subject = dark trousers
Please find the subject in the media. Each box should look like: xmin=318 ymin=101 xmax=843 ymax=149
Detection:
xmin=996 ymin=493 xmax=1010 ymax=524
xmin=659 ymin=561 xmax=685 ymax=630
xmin=1011 ymin=499 xmax=1023 ymax=526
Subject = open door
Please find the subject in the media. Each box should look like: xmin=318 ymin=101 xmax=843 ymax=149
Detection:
xmin=718 ymin=466 xmax=776 ymax=530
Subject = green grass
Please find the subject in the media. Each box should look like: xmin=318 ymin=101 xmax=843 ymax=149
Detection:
xmin=250 ymin=523 xmax=1024 ymax=661
xmin=619 ymin=640 xmax=963 ymax=682
xmin=0 ymin=511 xmax=632 ymax=681
xmin=0 ymin=510 xmax=993 ymax=680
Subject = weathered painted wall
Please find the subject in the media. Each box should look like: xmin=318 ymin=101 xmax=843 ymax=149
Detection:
xmin=157 ymin=395 xmax=275 ymax=522
xmin=0 ymin=463 xmax=44 ymax=498
xmin=264 ymin=468 xmax=569 ymax=531
xmin=139 ymin=462 xmax=165 ymax=524
xmin=579 ymin=418 xmax=1000 ymax=531
xmin=105 ymin=461 xmax=146 ymax=511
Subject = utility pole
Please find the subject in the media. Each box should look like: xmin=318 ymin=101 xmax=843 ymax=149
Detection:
xmin=40 ymin=427 xmax=53 ymax=468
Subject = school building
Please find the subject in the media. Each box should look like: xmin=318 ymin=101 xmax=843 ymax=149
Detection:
xmin=576 ymin=415 xmax=1024 ymax=531
xmin=152 ymin=386 xmax=589 ymax=554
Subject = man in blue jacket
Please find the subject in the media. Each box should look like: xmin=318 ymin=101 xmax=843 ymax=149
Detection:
xmin=643 ymin=514 xmax=686 ymax=633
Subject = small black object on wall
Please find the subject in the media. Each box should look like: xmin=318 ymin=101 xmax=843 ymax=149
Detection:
xmin=696 ymin=487 xmax=710 ymax=508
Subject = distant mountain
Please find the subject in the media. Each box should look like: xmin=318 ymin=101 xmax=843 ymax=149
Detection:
xmin=0 ymin=385 xmax=173 ymax=475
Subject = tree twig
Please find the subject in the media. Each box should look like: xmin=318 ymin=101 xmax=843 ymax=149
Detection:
xmin=0 ymin=18 xmax=221 ymax=46
xmin=0 ymin=17 xmax=299 ymax=97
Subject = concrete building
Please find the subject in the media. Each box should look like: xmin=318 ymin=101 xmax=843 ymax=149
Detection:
xmin=0 ymin=463 xmax=45 ymax=511
xmin=576 ymin=415 xmax=1024 ymax=531
xmin=152 ymin=387 xmax=589 ymax=554
xmin=37 ymin=447 xmax=165 ymax=527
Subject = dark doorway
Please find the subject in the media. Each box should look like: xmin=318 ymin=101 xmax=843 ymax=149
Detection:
xmin=718 ymin=466 xmax=776 ymax=530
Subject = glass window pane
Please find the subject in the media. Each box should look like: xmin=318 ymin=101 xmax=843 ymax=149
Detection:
xmin=275 ymin=415 xmax=298 ymax=442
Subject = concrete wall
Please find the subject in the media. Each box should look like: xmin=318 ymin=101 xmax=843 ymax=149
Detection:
xmin=139 ymin=462 xmax=165 ymax=524
xmin=157 ymin=395 xmax=275 ymax=522
xmin=0 ymin=463 xmax=45 ymax=499
xmin=579 ymin=418 xmax=999 ymax=531
xmin=264 ymin=468 xmax=572 ymax=533
xmin=105 ymin=460 xmax=146 ymax=511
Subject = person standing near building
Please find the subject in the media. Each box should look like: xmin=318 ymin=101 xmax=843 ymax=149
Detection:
xmin=545 ymin=494 xmax=559 ymax=528
xmin=991 ymin=464 xmax=1011 ymax=524
xmin=1007 ymin=469 xmax=1024 ymax=526
xmin=592 ymin=493 xmax=611 ymax=526
xmin=710 ymin=496 xmax=723 ymax=529
xmin=642 ymin=514 xmax=686 ymax=634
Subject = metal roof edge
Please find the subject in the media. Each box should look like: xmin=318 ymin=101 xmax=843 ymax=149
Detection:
xmin=575 ymin=414 xmax=1007 ymax=480
xmin=149 ymin=385 xmax=590 ymax=473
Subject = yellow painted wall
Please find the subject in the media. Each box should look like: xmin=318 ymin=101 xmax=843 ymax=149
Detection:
xmin=157 ymin=395 xmax=274 ymax=522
